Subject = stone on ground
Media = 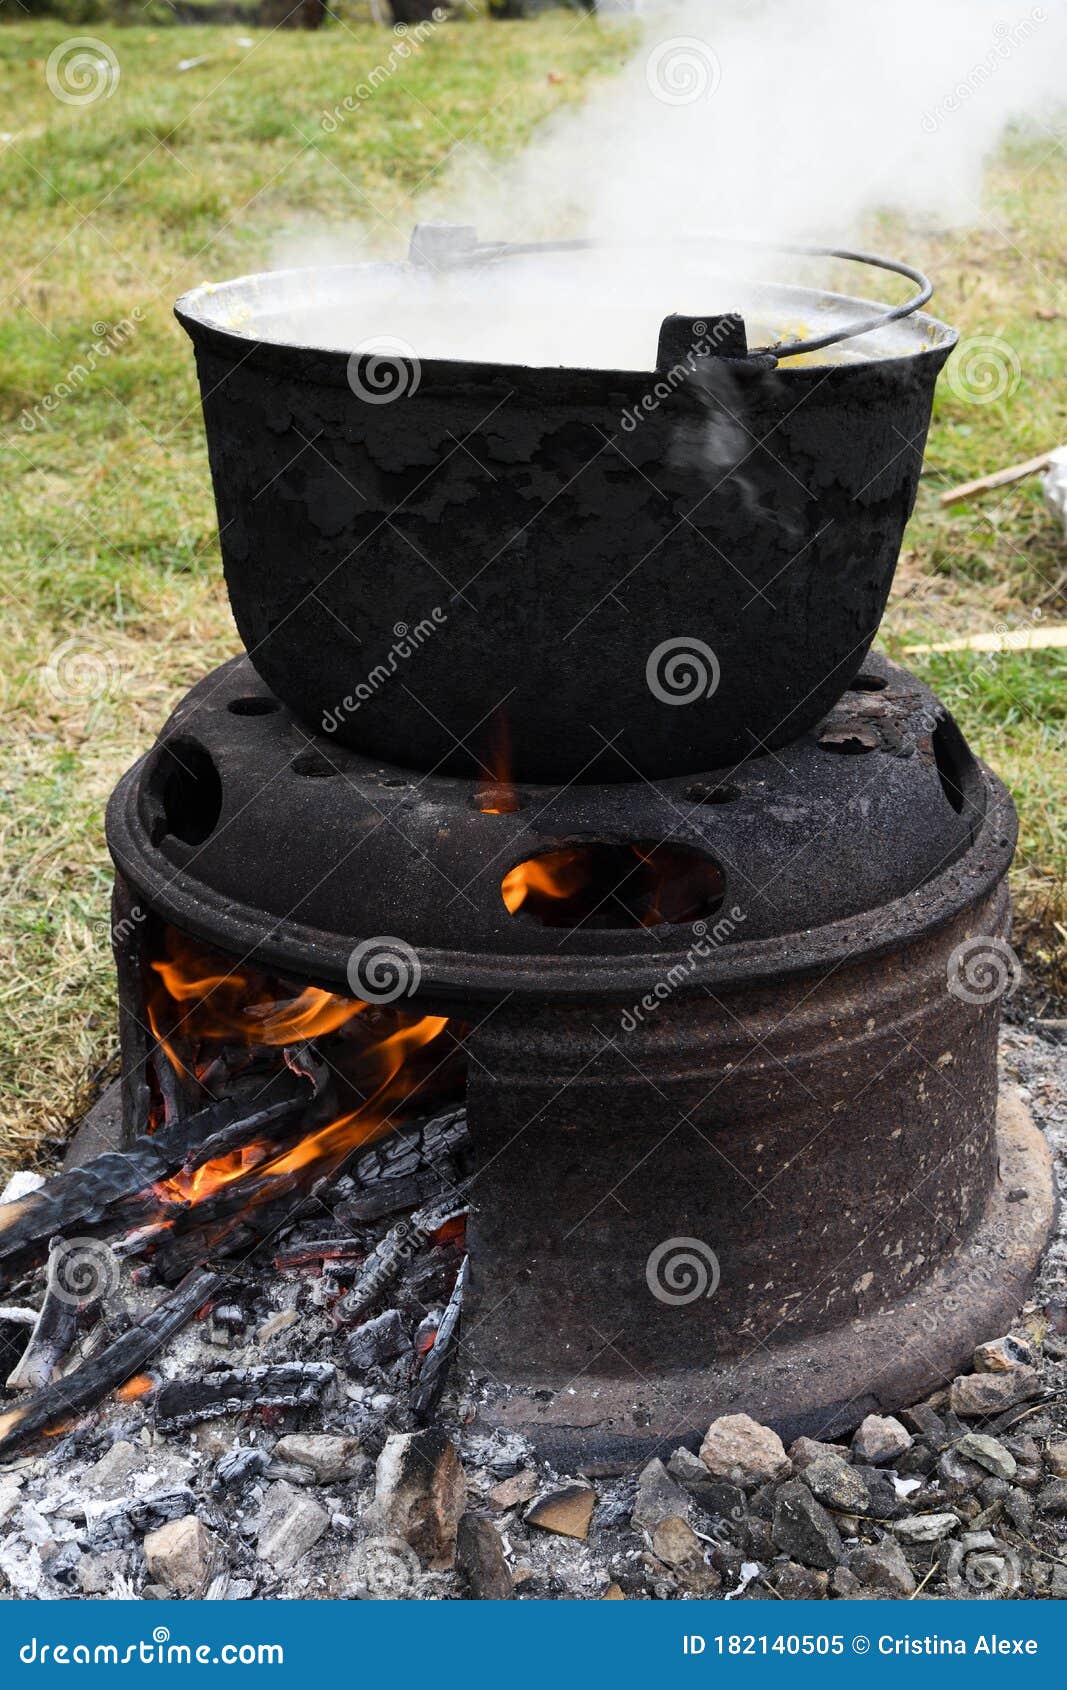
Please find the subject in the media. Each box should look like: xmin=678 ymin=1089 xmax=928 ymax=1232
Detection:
xmin=369 ymin=1430 xmax=466 ymax=1569
xmin=699 ymin=1414 xmax=791 ymax=1487
xmin=525 ymin=1484 xmax=595 ymax=1540
xmin=851 ymin=1414 xmax=912 ymax=1465
xmin=273 ymin=1434 xmax=361 ymax=1485
xmin=256 ymin=1480 xmax=329 ymax=1572
xmin=143 ymin=1515 xmax=220 ymax=1598
xmin=949 ymin=1368 xmax=1041 ymax=1417
xmin=456 ymin=1513 xmax=512 ymax=1599
xmin=771 ymin=1479 xmax=843 ymax=1569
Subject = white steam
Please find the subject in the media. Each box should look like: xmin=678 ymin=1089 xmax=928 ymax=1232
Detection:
xmin=259 ymin=0 xmax=1063 ymax=368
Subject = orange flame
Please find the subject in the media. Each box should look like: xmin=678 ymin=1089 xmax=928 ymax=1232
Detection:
xmin=116 ymin=1374 xmax=153 ymax=1401
xmin=144 ymin=929 xmax=458 ymax=1220
xmin=501 ymin=848 xmax=590 ymax=916
xmin=475 ymin=711 xmax=520 ymax=815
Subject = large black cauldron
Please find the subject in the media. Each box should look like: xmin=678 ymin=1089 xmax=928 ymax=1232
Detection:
xmin=176 ymin=243 xmax=955 ymax=781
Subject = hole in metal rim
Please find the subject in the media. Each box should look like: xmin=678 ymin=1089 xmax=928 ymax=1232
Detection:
xmin=848 ymin=674 xmax=888 ymax=693
xmin=473 ymin=786 xmax=525 ymax=815
xmin=501 ymin=839 xmax=725 ymax=931
xmin=685 ymin=781 xmax=742 ymax=805
xmin=291 ymin=751 xmax=339 ymax=779
xmin=146 ymin=738 xmax=223 ymax=848
xmin=227 ymin=696 xmax=282 ymax=716
xmin=931 ymin=717 xmax=968 ymax=815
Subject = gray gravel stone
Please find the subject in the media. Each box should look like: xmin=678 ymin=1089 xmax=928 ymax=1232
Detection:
xmin=632 ymin=1459 xmax=691 ymax=1533
xmin=892 ymin=1512 xmax=960 ymax=1544
xmin=953 ymin=1433 xmax=1016 ymax=1480
xmin=846 ymin=1535 xmax=916 ymax=1598
xmin=801 ymin=1456 xmax=870 ymax=1515
xmin=771 ymin=1480 xmax=843 ymax=1570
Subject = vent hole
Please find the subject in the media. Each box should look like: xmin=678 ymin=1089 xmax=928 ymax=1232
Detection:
xmin=848 ymin=674 xmax=888 ymax=693
xmin=932 ymin=718 xmax=967 ymax=814
xmin=685 ymin=781 xmax=741 ymax=805
xmin=291 ymin=752 xmax=338 ymax=779
xmin=148 ymin=739 xmax=223 ymax=847
xmin=501 ymin=840 xmax=724 ymax=930
xmin=228 ymin=696 xmax=281 ymax=717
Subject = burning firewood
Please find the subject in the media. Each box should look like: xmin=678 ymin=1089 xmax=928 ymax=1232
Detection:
xmin=0 ymin=1073 xmax=313 ymax=1286
xmin=0 ymin=1267 xmax=221 ymax=1461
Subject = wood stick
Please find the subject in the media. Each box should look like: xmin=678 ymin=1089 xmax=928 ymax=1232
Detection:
xmin=939 ymin=449 xmax=1053 ymax=506
xmin=6 ymin=1237 xmax=83 ymax=1391
xmin=411 ymin=1254 xmax=467 ymax=1423
xmin=0 ymin=1267 xmax=221 ymax=1460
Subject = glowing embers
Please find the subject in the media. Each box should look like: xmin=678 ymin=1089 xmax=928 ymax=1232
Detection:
xmin=501 ymin=840 xmax=725 ymax=930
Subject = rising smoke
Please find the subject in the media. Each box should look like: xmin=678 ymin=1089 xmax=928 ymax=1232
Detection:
xmin=262 ymin=0 xmax=1064 ymax=369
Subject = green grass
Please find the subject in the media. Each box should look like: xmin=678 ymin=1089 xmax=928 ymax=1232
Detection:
xmin=0 ymin=17 xmax=1065 ymax=1171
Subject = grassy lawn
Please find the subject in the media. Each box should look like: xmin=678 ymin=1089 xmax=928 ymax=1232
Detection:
xmin=0 ymin=16 xmax=1065 ymax=1171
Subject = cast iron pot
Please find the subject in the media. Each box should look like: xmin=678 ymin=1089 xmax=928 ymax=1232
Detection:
xmin=175 ymin=239 xmax=956 ymax=782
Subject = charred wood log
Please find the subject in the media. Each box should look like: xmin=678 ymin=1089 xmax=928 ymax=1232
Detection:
xmin=334 ymin=1197 xmax=468 ymax=1327
xmin=273 ymin=1240 xmax=366 ymax=1270
xmin=411 ymin=1254 xmax=467 ymax=1424
xmin=337 ymin=1108 xmax=470 ymax=1223
xmin=0 ymin=1073 xmax=312 ymax=1287
xmin=0 ymin=1267 xmax=221 ymax=1460
xmin=154 ymin=1361 xmax=335 ymax=1430
xmin=6 ymin=1236 xmax=89 ymax=1391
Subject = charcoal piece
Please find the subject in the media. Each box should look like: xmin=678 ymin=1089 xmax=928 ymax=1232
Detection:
xmin=213 ymin=1445 xmax=271 ymax=1494
xmin=348 ymin=1109 xmax=469 ymax=1194
xmin=155 ymin=1362 xmax=335 ymax=1430
xmin=340 ymin=1170 xmax=455 ymax=1224
xmin=86 ymin=1487 xmax=198 ymax=1550
xmin=0 ymin=1267 xmax=221 ymax=1461
xmin=274 ymin=1240 xmax=365 ymax=1270
xmin=345 ymin=1309 xmax=411 ymax=1373
xmin=411 ymin=1256 xmax=468 ymax=1424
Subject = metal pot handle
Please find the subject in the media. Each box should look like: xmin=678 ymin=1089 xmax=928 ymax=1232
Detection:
xmin=410 ymin=225 xmax=934 ymax=364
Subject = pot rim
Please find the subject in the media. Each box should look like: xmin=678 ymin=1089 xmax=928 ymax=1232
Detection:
xmin=174 ymin=262 xmax=958 ymax=390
